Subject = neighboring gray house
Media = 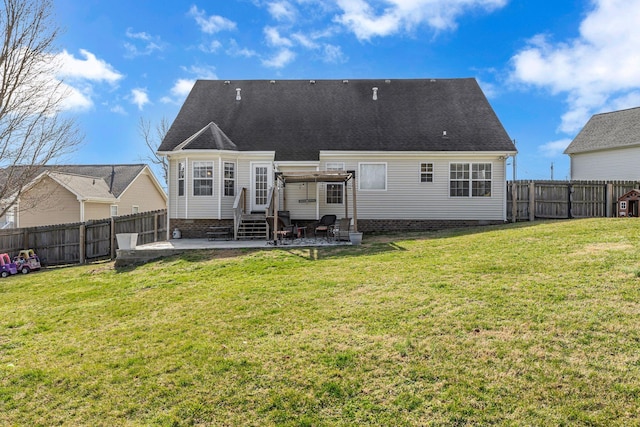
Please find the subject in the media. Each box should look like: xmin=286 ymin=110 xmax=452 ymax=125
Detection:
xmin=565 ymin=107 xmax=640 ymax=180
xmin=158 ymin=78 xmax=516 ymax=238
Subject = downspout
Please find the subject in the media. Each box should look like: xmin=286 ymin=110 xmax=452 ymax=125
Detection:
xmin=185 ymin=157 xmax=189 ymax=218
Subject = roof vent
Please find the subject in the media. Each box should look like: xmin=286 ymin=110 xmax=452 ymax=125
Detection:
xmin=385 ymin=79 xmax=391 ymax=84
xmin=310 ymin=80 xmax=316 ymax=84
xmin=269 ymin=80 xmax=276 ymax=84
xmin=342 ymin=79 xmax=349 ymax=84
xmin=372 ymin=87 xmax=378 ymax=101
xmin=224 ymin=80 xmax=230 ymax=85
xmin=442 ymin=130 xmax=448 ymax=138
xmin=430 ymin=79 xmax=437 ymax=83
xmin=235 ymin=88 xmax=241 ymax=101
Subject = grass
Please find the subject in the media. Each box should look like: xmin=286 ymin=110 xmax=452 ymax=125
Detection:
xmin=1 ymin=218 xmax=640 ymax=426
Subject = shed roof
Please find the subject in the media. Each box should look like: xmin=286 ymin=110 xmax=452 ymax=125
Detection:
xmin=564 ymin=107 xmax=640 ymax=154
xmin=159 ymin=78 xmax=515 ymax=160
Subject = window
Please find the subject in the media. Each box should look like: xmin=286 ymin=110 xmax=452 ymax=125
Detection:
xmin=472 ymin=163 xmax=492 ymax=197
xmin=193 ymin=162 xmax=213 ymax=196
xmin=326 ymin=162 xmax=344 ymax=204
xmin=449 ymin=163 xmax=492 ymax=197
xmin=620 ymin=201 xmax=627 ymax=210
xmin=359 ymin=163 xmax=386 ymax=191
xmin=420 ymin=162 xmax=433 ymax=183
xmin=178 ymin=162 xmax=185 ymax=197
xmin=132 ymin=205 xmax=139 ymax=214
xmin=110 ymin=205 xmax=118 ymax=217
xmin=223 ymin=162 xmax=235 ymax=197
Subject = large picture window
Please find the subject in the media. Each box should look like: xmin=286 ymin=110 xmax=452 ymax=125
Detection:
xmin=223 ymin=162 xmax=235 ymax=197
xmin=359 ymin=163 xmax=386 ymax=191
xmin=193 ymin=162 xmax=213 ymax=196
xmin=449 ymin=163 xmax=492 ymax=197
xmin=326 ymin=162 xmax=344 ymax=204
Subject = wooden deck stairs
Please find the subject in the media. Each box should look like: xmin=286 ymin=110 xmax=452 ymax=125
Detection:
xmin=236 ymin=214 xmax=268 ymax=240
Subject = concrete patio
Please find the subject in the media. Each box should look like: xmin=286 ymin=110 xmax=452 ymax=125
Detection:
xmin=115 ymin=237 xmax=354 ymax=267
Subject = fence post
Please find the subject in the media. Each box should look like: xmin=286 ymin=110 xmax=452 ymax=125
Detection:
xmin=79 ymin=224 xmax=86 ymax=264
xmin=528 ymin=182 xmax=535 ymax=221
xmin=606 ymin=183 xmax=613 ymax=217
xmin=110 ymin=217 xmax=116 ymax=260
xmin=511 ymin=182 xmax=517 ymax=223
xmin=568 ymin=184 xmax=573 ymax=219
xmin=154 ymin=212 xmax=159 ymax=242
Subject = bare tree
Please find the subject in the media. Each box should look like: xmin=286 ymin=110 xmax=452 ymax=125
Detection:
xmin=0 ymin=0 xmax=82 ymax=219
xmin=138 ymin=116 xmax=169 ymax=185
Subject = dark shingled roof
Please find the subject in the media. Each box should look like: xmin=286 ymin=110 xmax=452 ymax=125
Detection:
xmin=564 ymin=107 xmax=640 ymax=154
xmin=0 ymin=164 xmax=146 ymax=198
xmin=159 ymin=78 xmax=515 ymax=160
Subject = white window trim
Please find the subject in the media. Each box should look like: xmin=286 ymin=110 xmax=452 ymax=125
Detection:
xmin=192 ymin=161 xmax=214 ymax=197
xmin=326 ymin=162 xmax=345 ymax=204
xmin=110 ymin=205 xmax=118 ymax=217
xmin=132 ymin=205 xmax=139 ymax=214
xmin=223 ymin=161 xmax=236 ymax=197
xmin=448 ymin=162 xmax=493 ymax=198
xmin=358 ymin=162 xmax=387 ymax=191
xmin=177 ymin=162 xmax=185 ymax=197
xmin=420 ymin=162 xmax=434 ymax=183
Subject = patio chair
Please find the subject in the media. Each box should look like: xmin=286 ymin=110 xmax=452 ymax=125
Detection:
xmin=266 ymin=216 xmax=295 ymax=242
xmin=333 ymin=217 xmax=352 ymax=241
xmin=313 ymin=214 xmax=336 ymax=239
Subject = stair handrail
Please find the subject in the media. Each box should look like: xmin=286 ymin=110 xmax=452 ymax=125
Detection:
xmin=232 ymin=187 xmax=246 ymax=240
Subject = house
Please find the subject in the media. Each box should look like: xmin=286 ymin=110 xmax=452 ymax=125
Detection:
xmin=157 ymin=78 xmax=516 ymax=238
xmin=0 ymin=164 xmax=167 ymax=228
xmin=564 ymin=107 xmax=640 ymax=180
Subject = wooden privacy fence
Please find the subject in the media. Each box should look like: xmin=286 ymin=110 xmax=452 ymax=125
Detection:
xmin=507 ymin=181 xmax=640 ymax=222
xmin=0 ymin=210 xmax=167 ymax=266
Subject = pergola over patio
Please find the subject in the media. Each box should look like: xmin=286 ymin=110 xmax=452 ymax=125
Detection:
xmin=273 ymin=170 xmax=358 ymax=236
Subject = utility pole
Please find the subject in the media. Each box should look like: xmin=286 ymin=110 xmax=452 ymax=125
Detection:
xmin=550 ymin=162 xmax=554 ymax=180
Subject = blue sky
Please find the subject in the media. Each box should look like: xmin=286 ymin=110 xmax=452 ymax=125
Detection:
xmin=50 ymin=0 xmax=640 ymax=181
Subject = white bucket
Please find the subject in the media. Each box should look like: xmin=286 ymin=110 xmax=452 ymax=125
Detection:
xmin=116 ymin=233 xmax=138 ymax=250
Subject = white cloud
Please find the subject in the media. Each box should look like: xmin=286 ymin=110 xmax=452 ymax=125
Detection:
xmin=162 ymin=65 xmax=218 ymax=104
xmin=291 ymin=33 xmax=319 ymax=49
xmin=264 ymin=26 xmax=293 ymax=47
xmin=268 ymin=1 xmax=297 ymax=21
xmin=226 ymin=39 xmax=258 ymax=58
xmin=199 ymin=40 xmax=223 ymax=53
xmin=124 ymin=28 xmax=164 ymax=57
xmin=322 ymin=44 xmax=346 ymax=63
xmin=539 ymin=138 xmax=572 ymax=158
xmin=110 ymin=105 xmax=127 ymax=115
xmin=131 ymin=88 xmax=150 ymax=110
xmin=510 ymin=0 xmax=640 ymax=134
xmin=333 ymin=0 xmax=507 ymax=40
xmin=189 ymin=5 xmax=236 ymax=34
xmin=57 ymin=49 xmax=123 ymax=84
xmin=171 ymin=79 xmax=196 ymax=98
xmin=262 ymin=48 xmax=296 ymax=68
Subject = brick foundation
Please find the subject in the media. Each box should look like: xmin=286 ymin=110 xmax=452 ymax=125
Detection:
xmin=355 ymin=219 xmax=504 ymax=233
xmin=170 ymin=217 xmax=503 ymax=238
xmin=170 ymin=219 xmax=233 ymax=239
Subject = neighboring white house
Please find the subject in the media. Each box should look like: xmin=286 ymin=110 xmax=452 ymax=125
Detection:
xmin=157 ymin=78 xmax=517 ymax=238
xmin=564 ymin=107 xmax=640 ymax=180
xmin=0 ymin=164 xmax=167 ymax=228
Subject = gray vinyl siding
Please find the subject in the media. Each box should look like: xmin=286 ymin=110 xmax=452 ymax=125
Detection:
xmin=169 ymin=154 xmax=274 ymax=220
xmin=320 ymin=155 xmax=507 ymax=221
xmin=278 ymin=165 xmax=318 ymax=219
xmin=168 ymin=153 xmax=507 ymax=221
xmin=570 ymin=146 xmax=640 ymax=180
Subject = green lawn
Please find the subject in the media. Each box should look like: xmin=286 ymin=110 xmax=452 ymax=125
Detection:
xmin=2 ymin=218 xmax=640 ymax=426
